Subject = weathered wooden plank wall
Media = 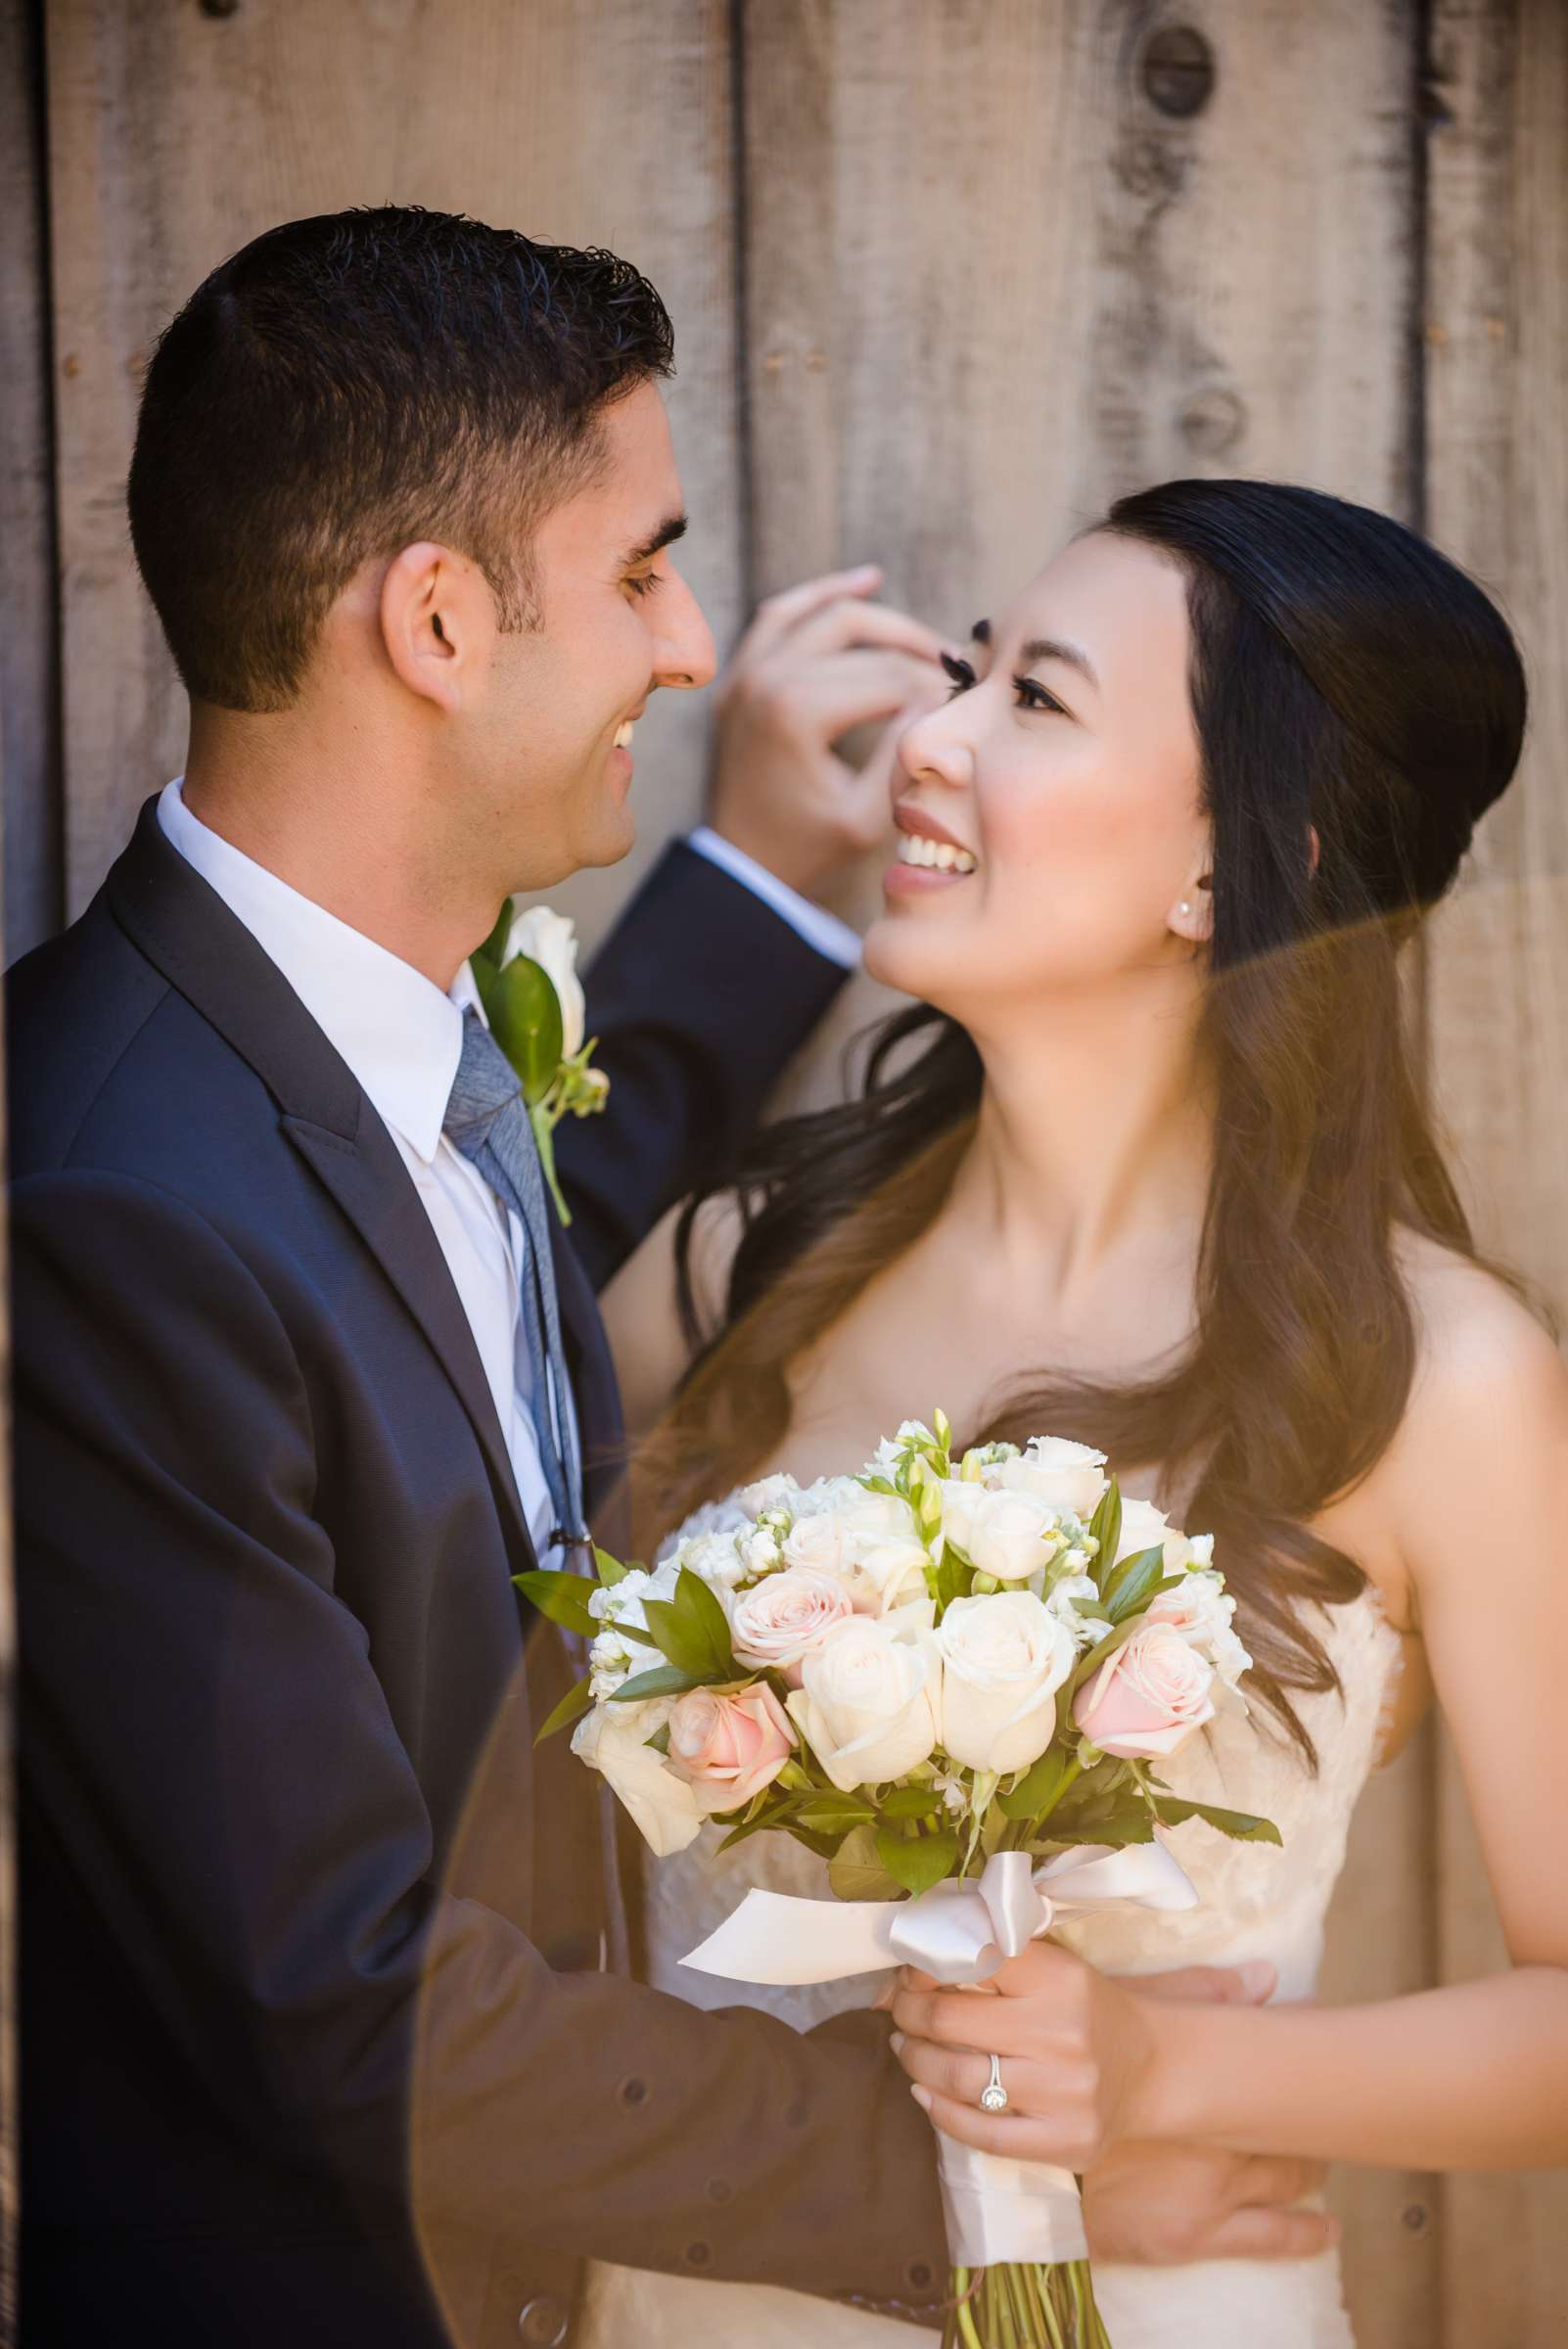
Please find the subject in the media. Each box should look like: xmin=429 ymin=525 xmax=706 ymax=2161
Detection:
xmin=1425 ymin=3 xmax=1568 ymax=2340
xmin=6 ymin=2 xmax=1566 ymax=2341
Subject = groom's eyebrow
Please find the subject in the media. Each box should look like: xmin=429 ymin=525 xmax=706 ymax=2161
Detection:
xmin=620 ymin=513 xmax=689 ymax=570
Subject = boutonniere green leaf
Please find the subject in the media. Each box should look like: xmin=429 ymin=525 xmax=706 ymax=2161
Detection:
xmin=472 ymin=898 xmax=610 ymax=1225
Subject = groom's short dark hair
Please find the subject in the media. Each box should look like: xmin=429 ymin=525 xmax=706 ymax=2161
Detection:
xmin=127 ymin=207 xmax=675 ymax=712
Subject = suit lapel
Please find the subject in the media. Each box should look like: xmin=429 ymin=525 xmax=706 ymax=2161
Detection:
xmin=107 ymin=797 xmax=537 ymax=1574
xmin=283 ymin=1113 xmax=536 ymax=1577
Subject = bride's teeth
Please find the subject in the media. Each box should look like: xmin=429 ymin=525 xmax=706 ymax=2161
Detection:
xmin=614 ymin=720 xmax=635 ymax=750
xmin=897 ymin=833 xmax=978 ymax=874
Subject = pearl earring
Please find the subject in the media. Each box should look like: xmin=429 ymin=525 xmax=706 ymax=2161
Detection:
xmin=1177 ymin=900 xmax=1191 ymax=917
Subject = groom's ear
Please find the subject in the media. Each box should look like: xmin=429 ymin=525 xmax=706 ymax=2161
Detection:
xmin=379 ymin=540 xmax=488 ymax=712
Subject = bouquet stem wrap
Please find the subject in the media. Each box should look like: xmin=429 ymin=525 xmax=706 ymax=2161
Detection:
xmin=683 ymin=1842 xmax=1198 ymax=2267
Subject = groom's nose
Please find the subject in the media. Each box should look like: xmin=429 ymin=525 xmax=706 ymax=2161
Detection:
xmin=650 ymin=568 xmax=718 ymax=691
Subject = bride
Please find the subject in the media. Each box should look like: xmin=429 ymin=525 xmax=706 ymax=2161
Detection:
xmin=583 ymin=477 xmax=1568 ymax=2345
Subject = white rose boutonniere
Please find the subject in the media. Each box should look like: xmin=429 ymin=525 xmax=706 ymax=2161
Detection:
xmin=471 ymin=898 xmax=609 ymax=1224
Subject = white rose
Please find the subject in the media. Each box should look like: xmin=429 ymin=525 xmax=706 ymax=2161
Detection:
xmin=937 ymin=1590 xmax=1076 ymax=1774
xmin=787 ymin=1617 xmax=942 ymax=1792
xmin=840 ymin=1536 xmax=932 ymax=1617
xmin=1116 ymin=1497 xmax=1210 ymax=1579
xmin=782 ymin=1513 xmax=855 ymax=1576
xmin=996 ymin=1438 xmax=1108 ymax=1520
xmin=504 ymin=902 xmax=585 ymax=1056
xmin=572 ymin=1699 xmax=704 ymax=1856
xmin=941 ymin=1482 xmax=1062 ymax=1583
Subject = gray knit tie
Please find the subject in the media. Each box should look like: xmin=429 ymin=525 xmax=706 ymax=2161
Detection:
xmin=442 ymin=1008 xmax=586 ymax=1553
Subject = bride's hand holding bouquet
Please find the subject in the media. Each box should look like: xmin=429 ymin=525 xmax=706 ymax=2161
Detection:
xmin=530 ymin=1411 xmax=1276 ymax=2349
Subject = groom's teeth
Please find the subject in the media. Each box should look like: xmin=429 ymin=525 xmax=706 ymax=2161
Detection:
xmin=613 ymin=720 xmax=635 ymax=750
xmin=897 ymin=833 xmax=978 ymax=874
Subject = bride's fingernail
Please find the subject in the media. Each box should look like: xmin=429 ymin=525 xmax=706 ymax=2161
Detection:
xmin=910 ymin=2085 xmax=933 ymax=2112
xmin=889 ymin=2031 xmax=905 ymax=2054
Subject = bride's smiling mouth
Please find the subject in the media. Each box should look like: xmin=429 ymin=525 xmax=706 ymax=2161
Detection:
xmin=885 ymin=802 xmax=981 ymax=894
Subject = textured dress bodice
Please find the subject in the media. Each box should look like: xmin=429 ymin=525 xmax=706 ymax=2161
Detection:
xmin=583 ymin=1492 xmax=1404 ymax=2348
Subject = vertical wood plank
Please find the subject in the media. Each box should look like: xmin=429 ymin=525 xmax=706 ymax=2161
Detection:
xmin=1423 ymin=4 xmax=1568 ymax=2341
xmin=1 ymin=0 xmax=62 ymax=962
xmin=742 ymin=8 xmax=1441 ymax=2339
xmin=44 ymin=0 xmax=740 ymax=952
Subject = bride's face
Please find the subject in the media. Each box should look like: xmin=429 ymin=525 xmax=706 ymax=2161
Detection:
xmin=862 ymin=530 xmax=1211 ymax=1021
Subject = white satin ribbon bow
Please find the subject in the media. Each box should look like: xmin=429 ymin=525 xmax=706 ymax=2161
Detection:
xmin=683 ymin=1841 xmax=1199 ymax=2268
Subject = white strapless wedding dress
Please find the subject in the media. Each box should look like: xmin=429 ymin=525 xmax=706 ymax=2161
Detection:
xmin=581 ymin=1492 xmax=1401 ymax=2348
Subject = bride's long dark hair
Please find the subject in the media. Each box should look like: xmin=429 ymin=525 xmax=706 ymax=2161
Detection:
xmin=647 ymin=480 xmax=1531 ymax=1763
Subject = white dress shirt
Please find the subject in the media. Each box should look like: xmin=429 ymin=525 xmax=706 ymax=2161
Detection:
xmin=158 ymin=778 xmax=574 ymax=1563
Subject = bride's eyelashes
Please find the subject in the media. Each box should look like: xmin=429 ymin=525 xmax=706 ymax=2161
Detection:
xmin=940 ymin=648 xmax=1068 ymax=715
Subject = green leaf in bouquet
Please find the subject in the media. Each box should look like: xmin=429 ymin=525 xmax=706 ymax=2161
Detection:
xmin=997 ymin=1746 xmax=1072 ymax=1821
xmin=859 ymin=1475 xmax=900 ymax=1498
xmin=795 ymin=1798 xmax=876 ymax=1834
xmin=875 ymin=1824 xmax=960 ymax=1897
xmin=513 ymin=1567 xmax=600 ymax=1639
xmin=607 ymin=1663 xmax=700 ymax=1703
xmin=1101 ymin=1544 xmax=1172 ymax=1623
xmin=488 ymin=953 xmax=565 ymax=1106
xmin=879 ymin=1784 xmax=944 ymax=1819
xmin=673 ymin=1565 xmax=739 ymax=1675
xmin=828 ymin=1822 xmax=907 ymax=1902
xmin=1151 ymin=1796 xmax=1283 ymax=1845
xmin=594 ymin=1546 xmax=629 ymax=1587
xmin=1055 ymin=1802 xmax=1157 ymax=1849
xmin=1069 ymin=1616 xmax=1140 ymax=1694
xmin=532 ymin=1674 xmax=594 ymax=1744
xmin=643 ymin=1722 xmax=672 ymax=1754
xmin=1087 ymin=1476 xmax=1123 ymax=1591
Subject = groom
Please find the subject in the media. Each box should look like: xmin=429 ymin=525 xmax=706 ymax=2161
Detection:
xmin=11 ymin=208 xmax=1333 ymax=2349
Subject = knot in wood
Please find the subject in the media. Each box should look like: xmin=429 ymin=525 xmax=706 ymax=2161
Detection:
xmin=1177 ymin=386 xmax=1246 ymax=456
xmin=1140 ymin=26 xmax=1217 ymax=119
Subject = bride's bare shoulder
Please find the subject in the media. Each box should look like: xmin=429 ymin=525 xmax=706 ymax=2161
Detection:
xmin=1381 ymin=1227 xmax=1567 ymax=1540
xmin=1393 ymin=1228 xmax=1560 ymax=1406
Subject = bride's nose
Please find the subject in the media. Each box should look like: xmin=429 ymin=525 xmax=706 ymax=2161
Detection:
xmin=895 ymin=702 xmax=975 ymax=796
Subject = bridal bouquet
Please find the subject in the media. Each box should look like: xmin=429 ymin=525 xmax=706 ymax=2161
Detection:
xmin=530 ymin=1414 xmax=1276 ymax=2349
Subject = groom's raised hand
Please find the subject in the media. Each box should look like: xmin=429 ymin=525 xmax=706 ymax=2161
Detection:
xmin=706 ymin=565 xmax=953 ymax=898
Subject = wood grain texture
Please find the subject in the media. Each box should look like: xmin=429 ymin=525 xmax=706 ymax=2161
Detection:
xmin=0 ymin=0 xmax=62 ymax=962
xmin=45 ymin=0 xmax=739 ymax=949
xmin=1423 ymin=3 xmax=1568 ymax=2339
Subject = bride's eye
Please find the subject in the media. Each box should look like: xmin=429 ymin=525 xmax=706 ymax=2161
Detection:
xmin=1014 ymin=674 xmax=1067 ymax=714
xmin=941 ymin=651 xmax=977 ymax=699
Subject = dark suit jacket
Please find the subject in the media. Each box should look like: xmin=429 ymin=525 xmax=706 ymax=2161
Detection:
xmin=11 ymin=805 xmax=945 ymax=2348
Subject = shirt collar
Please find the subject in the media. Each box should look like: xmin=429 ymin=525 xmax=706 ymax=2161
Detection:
xmin=158 ymin=778 xmax=479 ymax=1164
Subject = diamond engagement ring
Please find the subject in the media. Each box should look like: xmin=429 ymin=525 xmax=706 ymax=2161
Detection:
xmin=979 ymin=2053 xmax=1009 ymax=2114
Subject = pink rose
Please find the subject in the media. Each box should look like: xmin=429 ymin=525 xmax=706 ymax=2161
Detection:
xmin=731 ymin=1567 xmax=854 ymax=1684
xmin=1073 ymin=1623 xmax=1217 ymax=1759
xmin=665 ymin=1683 xmax=796 ymax=1810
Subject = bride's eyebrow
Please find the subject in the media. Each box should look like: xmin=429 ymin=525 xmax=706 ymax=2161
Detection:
xmin=1017 ymin=635 xmax=1099 ymax=691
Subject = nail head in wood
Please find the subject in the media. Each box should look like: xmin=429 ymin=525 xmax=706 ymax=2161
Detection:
xmin=200 ymin=0 xmax=243 ymax=18
xmin=1140 ymin=26 xmax=1216 ymax=119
